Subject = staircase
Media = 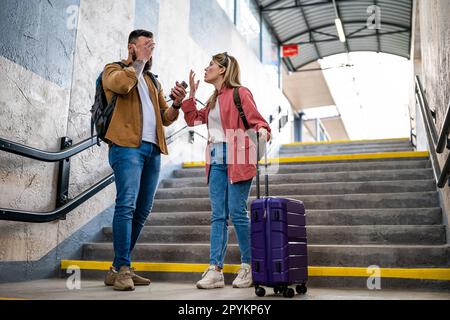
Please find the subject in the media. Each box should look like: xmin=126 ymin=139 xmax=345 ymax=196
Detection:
xmin=66 ymin=138 xmax=450 ymax=290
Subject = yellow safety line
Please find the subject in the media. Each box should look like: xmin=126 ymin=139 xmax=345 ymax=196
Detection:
xmin=283 ymin=137 xmax=410 ymax=147
xmin=308 ymin=267 xmax=450 ymax=281
xmin=61 ymin=260 xmax=450 ymax=281
xmin=182 ymin=151 xmax=430 ymax=168
xmin=61 ymin=260 xmax=240 ymax=274
xmin=0 ymin=297 xmax=30 ymax=300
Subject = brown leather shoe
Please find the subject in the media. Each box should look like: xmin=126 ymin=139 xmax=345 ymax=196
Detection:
xmin=113 ymin=266 xmax=135 ymax=291
xmin=130 ymin=268 xmax=151 ymax=286
xmin=104 ymin=267 xmax=117 ymax=286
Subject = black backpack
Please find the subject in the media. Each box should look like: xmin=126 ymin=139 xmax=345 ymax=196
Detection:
xmin=90 ymin=62 xmax=160 ymax=145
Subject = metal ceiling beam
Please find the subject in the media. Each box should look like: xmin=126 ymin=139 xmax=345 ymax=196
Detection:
xmin=297 ymin=0 xmax=322 ymax=60
xmin=282 ymin=21 xmax=411 ymax=43
xmin=312 ymin=29 xmax=339 ymax=39
xmin=261 ymin=0 xmax=283 ymax=11
xmin=294 ymin=29 xmax=410 ymax=45
xmin=347 ymin=25 xmax=368 ymax=38
xmin=283 ymin=56 xmax=296 ymax=72
xmin=262 ymin=0 xmax=362 ymax=12
xmin=293 ymin=47 xmax=410 ymax=70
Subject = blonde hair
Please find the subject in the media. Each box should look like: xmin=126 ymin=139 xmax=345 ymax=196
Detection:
xmin=207 ymin=52 xmax=241 ymax=109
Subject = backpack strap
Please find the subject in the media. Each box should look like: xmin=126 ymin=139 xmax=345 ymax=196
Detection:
xmin=233 ymin=87 xmax=250 ymax=130
xmin=147 ymin=72 xmax=161 ymax=92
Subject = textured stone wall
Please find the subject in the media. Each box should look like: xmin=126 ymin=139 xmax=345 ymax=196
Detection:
xmin=417 ymin=0 xmax=450 ymax=240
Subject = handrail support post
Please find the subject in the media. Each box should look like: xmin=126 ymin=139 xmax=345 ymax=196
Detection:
xmin=56 ymin=137 xmax=72 ymax=220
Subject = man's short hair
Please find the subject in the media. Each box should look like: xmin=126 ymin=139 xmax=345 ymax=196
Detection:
xmin=128 ymin=29 xmax=153 ymax=44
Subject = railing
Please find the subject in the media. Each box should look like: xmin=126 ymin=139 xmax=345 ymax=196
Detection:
xmin=415 ymin=75 xmax=450 ymax=188
xmin=0 ymin=136 xmax=114 ymax=222
xmin=0 ymin=98 xmax=210 ymax=223
xmin=436 ymin=100 xmax=450 ymax=188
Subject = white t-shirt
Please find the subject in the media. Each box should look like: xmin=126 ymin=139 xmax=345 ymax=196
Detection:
xmin=137 ymin=75 xmax=157 ymax=144
xmin=208 ymin=100 xmax=226 ymax=143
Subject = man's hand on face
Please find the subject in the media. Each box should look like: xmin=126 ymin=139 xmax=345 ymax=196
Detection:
xmin=132 ymin=38 xmax=155 ymax=63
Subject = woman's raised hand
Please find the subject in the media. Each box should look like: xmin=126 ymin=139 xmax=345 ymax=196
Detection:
xmin=189 ymin=70 xmax=200 ymax=99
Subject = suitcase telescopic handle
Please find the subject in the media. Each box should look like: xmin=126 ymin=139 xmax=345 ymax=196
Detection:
xmin=256 ymin=131 xmax=269 ymax=199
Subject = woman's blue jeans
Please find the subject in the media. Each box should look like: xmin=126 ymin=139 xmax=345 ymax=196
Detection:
xmin=108 ymin=142 xmax=161 ymax=269
xmin=208 ymin=143 xmax=252 ymax=269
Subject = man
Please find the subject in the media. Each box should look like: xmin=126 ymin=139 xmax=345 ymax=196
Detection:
xmin=102 ymin=29 xmax=187 ymax=291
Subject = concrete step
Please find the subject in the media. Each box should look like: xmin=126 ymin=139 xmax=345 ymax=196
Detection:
xmin=155 ymin=180 xmax=436 ymax=199
xmin=151 ymin=192 xmax=439 ymax=212
xmin=145 ymin=208 xmax=443 ymax=226
xmin=101 ymin=225 xmax=446 ymax=245
xmin=82 ymin=242 xmax=450 ymax=267
xmin=161 ymin=168 xmax=434 ymax=188
xmin=279 ymin=146 xmax=414 ymax=156
xmin=173 ymin=160 xmax=431 ymax=178
xmin=281 ymin=139 xmax=412 ymax=150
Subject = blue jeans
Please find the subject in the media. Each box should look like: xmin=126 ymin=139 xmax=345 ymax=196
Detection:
xmin=108 ymin=142 xmax=161 ymax=269
xmin=208 ymin=143 xmax=252 ymax=269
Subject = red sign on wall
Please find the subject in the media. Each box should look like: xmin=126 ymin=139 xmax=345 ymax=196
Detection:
xmin=282 ymin=44 xmax=299 ymax=57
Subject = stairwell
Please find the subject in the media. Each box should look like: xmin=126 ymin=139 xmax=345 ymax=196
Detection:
xmin=66 ymin=138 xmax=450 ymax=290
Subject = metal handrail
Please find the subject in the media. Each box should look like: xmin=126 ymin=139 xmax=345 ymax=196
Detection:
xmin=415 ymin=76 xmax=438 ymax=146
xmin=436 ymin=100 xmax=450 ymax=154
xmin=0 ymin=136 xmax=97 ymax=162
xmin=415 ymin=75 xmax=450 ymax=188
xmin=436 ymin=100 xmax=450 ymax=188
xmin=0 ymin=175 xmax=114 ymax=223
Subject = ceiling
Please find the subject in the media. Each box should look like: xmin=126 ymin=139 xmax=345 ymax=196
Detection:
xmin=256 ymin=0 xmax=413 ymax=70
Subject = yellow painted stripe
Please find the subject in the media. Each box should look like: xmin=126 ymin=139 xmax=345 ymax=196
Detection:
xmin=283 ymin=137 xmax=410 ymax=147
xmin=61 ymin=261 xmax=450 ymax=281
xmin=182 ymin=151 xmax=430 ymax=168
xmin=308 ymin=267 xmax=450 ymax=281
xmin=0 ymin=297 xmax=30 ymax=300
xmin=61 ymin=260 xmax=241 ymax=274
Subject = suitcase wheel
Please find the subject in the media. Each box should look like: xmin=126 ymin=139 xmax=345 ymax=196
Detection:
xmin=255 ymin=286 xmax=266 ymax=297
xmin=283 ymin=288 xmax=295 ymax=298
xmin=273 ymin=285 xmax=283 ymax=294
xmin=296 ymin=284 xmax=307 ymax=295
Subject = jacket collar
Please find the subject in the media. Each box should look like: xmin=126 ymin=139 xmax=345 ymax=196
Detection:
xmin=122 ymin=57 xmax=134 ymax=66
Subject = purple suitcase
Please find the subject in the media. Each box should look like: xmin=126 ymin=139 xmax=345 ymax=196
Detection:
xmin=250 ymin=134 xmax=308 ymax=298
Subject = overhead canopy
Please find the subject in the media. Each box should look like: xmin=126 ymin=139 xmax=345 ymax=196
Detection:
xmin=257 ymin=0 xmax=413 ymax=71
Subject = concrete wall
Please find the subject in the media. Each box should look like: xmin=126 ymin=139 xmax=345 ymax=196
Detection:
xmin=0 ymin=0 xmax=291 ymax=276
xmin=414 ymin=0 xmax=450 ymax=241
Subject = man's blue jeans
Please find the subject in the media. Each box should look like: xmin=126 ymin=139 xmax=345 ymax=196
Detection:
xmin=208 ymin=143 xmax=252 ymax=269
xmin=108 ymin=142 xmax=161 ymax=269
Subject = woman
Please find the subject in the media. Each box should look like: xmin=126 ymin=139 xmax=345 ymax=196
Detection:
xmin=181 ymin=52 xmax=271 ymax=289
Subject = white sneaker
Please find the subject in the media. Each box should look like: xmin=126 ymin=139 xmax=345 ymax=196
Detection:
xmin=196 ymin=265 xmax=225 ymax=289
xmin=232 ymin=263 xmax=253 ymax=288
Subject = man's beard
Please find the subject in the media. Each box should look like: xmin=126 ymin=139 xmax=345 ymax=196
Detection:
xmin=131 ymin=51 xmax=151 ymax=71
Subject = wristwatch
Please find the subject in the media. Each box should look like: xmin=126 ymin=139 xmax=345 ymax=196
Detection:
xmin=172 ymin=102 xmax=182 ymax=110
